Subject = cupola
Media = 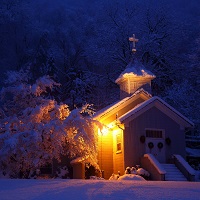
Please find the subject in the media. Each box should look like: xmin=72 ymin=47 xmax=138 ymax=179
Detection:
xmin=115 ymin=34 xmax=156 ymax=99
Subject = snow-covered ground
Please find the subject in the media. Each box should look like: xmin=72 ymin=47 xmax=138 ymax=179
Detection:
xmin=0 ymin=179 xmax=200 ymax=200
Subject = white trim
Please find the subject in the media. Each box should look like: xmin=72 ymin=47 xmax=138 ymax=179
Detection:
xmin=118 ymin=96 xmax=194 ymax=127
xmin=145 ymin=128 xmax=165 ymax=139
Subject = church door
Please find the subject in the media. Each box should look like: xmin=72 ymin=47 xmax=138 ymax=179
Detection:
xmin=145 ymin=129 xmax=166 ymax=163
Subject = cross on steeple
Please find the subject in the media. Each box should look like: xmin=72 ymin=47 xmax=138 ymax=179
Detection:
xmin=129 ymin=34 xmax=139 ymax=53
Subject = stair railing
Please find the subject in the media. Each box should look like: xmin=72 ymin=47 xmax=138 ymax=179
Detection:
xmin=173 ymin=154 xmax=196 ymax=181
xmin=141 ymin=153 xmax=166 ymax=181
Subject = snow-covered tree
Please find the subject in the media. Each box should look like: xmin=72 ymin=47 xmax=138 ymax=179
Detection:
xmin=64 ymin=104 xmax=99 ymax=169
xmin=0 ymin=0 xmax=199 ymax=137
xmin=163 ymin=81 xmax=200 ymax=135
xmin=0 ymin=69 xmax=100 ymax=178
xmin=139 ymin=7 xmax=177 ymax=95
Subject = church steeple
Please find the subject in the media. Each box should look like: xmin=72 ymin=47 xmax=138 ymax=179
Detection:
xmin=115 ymin=34 xmax=156 ymax=100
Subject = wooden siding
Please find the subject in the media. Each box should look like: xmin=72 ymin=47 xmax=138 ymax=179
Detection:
xmin=120 ymin=81 xmax=129 ymax=99
xmin=119 ymin=77 xmax=153 ymax=99
xmin=124 ymin=107 xmax=186 ymax=168
xmin=101 ymin=97 xmax=146 ymax=125
xmin=98 ymin=131 xmax=113 ymax=179
xmin=113 ymin=129 xmax=125 ymax=175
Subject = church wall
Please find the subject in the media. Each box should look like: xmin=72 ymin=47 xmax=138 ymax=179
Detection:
xmin=119 ymin=78 xmax=153 ymax=99
xmin=124 ymin=107 xmax=186 ymax=168
xmin=98 ymin=131 xmax=113 ymax=179
xmin=101 ymin=97 xmax=145 ymax=125
xmin=113 ymin=128 xmax=125 ymax=175
xmin=124 ymin=120 xmax=146 ymax=167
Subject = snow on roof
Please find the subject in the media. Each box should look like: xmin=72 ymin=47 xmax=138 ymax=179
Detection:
xmin=115 ymin=59 xmax=155 ymax=83
xmin=93 ymin=89 xmax=151 ymax=120
xmin=118 ymin=96 xmax=194 ymax=126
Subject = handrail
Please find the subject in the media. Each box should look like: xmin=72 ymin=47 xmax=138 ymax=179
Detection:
xmin=173 ymin=154 xmax=195 ymax=181
xmin=144 ymin=154 xmax=166 ymax=174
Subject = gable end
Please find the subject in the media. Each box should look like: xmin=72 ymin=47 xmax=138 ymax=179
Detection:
xmin=119 ymin=97 xmax=193 ymax=129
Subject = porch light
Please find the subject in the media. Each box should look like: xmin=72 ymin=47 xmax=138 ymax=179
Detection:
xmin=98 ymin=126 xmax=109 ymax=136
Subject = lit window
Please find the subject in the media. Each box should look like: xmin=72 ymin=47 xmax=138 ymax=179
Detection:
xmin=116 ymin=133 xmax=122 ymax=152
xmin=146 ymin=129 xmax=163 ymax=138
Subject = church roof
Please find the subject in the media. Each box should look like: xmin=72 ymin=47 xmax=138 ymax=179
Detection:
xmin=115 ymin=59 xmax=156 ymax=83
xmin=118 ymin=96 xmax=194 ymax=127
xmin=93 ymin=89 xmax=152 ymax=120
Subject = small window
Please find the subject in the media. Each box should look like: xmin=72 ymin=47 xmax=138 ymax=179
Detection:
xmin=146 ymin=129 xmax=163 ymax=138
xmin=116 ymin=133 xmax=122 ymax=152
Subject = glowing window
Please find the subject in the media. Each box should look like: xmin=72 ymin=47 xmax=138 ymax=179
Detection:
xmin=116 ymin=133 xmax=122 ymax=152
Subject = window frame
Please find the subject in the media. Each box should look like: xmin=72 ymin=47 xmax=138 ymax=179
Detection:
xmin=145 ymin=128 xmax=165 ymax=139
xmin=116 ymin=132 xmax=122 ymax=153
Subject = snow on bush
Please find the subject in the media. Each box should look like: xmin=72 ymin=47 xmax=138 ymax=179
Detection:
xmin=31 ymin=76 xmax=60 ymax=97
xmin=136 ymin=168 xmax=150 ymax=177
xmin=109 ymin=173 xmax=120 ymax=180
xmin=90 ymin=176 xmax=104 ymax=180
xmin=118 ymin=174 xmax=146 ymax=181
xmin=124 ymin=166 xmax=150 ymax=180
xmin=109 ymin=167 xmax=150 ymax=181
xmin=55 ymin=166 xmax=69 ymax=179
xmin=125 ymin=167 xmax=137 ymax=174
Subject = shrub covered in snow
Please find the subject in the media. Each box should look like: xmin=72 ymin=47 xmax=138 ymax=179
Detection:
xmin=136 ymin=168 xmax=150 ymax=180
xmin=109 ymin=173 xmax=120 ymax=180
xmin=118 ymin=174 xmax=146 ymax=181
xmin=55 ymin=166 xmax=69 ymax=179
xmin=124 ymin=166 xmax=150 ymax=180
xmin=0 ymin=69 xmax=100 ymax=178
xmin=109 ymin=171 xmax=121 ymax=180
xmin=125 ymin=167 xmax=137 ymax=174
xmin=90 ymin=176 xmax=104 ymax=180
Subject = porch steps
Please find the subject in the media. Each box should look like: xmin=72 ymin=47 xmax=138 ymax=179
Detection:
xmin=161 ymin=164 xmax=187 ymax=181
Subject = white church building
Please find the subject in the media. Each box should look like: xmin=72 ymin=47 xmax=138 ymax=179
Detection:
xmin=93 ymin=34 xmax=195 ymax=181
